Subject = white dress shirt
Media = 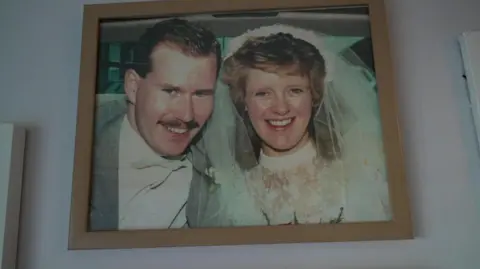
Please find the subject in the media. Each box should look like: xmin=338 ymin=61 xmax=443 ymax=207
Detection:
xmin=117 ymin=116 xmax=192 ymax=230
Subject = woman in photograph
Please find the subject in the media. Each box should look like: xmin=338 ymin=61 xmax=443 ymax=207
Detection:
xmin=193 ymin=24 xmax=392 ymax=227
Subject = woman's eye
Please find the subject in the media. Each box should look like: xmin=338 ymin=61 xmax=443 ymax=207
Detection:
xmin=255 ymin=91 xmax=268 ymax=97
xmin=290 ymin=88 xmax=304 ymax=94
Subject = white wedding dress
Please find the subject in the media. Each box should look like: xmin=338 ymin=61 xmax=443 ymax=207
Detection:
xmin=247 ymin=140 xmax=347 ymax=225
xmin=207 ymin=129 xmax=391 ymax=227
xmin=197 ymin=24 xmax=392 ymax=227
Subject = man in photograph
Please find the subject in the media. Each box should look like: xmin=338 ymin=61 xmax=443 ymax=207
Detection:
xmin=90 ymin=18 xmax=221 ymax=231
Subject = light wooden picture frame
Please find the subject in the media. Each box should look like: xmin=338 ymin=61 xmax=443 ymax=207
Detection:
xmin=69 ymin=0 xmax=413 ymax=250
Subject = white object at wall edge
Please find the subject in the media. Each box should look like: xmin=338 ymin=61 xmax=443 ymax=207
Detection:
xmin=0 ymin=123 xmax=26 ymax=269
xmin=459 ymin=31 xmax=480 ymax=153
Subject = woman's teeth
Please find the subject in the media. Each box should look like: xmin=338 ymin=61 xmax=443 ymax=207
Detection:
xmin=167 ymin=127 xmax=188 ymax=134
xmin=268 ymin=118 xmax=292 ymax=126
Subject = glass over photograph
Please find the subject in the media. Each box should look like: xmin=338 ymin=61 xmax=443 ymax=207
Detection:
xmin=89 ymin=5 xmax=392 ymax=232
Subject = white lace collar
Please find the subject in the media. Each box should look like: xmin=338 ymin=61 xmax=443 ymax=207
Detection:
xmin=259 ymin=140 xmax=317 ymax=171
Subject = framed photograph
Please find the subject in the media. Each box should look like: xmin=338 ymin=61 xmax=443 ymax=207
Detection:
xmin=69 ymin=0 xmax=413 ymax=250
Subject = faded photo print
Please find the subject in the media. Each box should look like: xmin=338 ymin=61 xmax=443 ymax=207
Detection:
xmin=89 ymin=6 xmax=392 ymax=232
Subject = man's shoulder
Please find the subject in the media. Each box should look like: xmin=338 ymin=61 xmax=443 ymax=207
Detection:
xmin=94 ymin=96 xmax=127 ymax=137
xmin=89 ymin=95 xmax=126 ymax=231
xmin=95 ymin=95 xmax=128 ymax=125
xmin=93 ymin=95 xmax=127 ymax=167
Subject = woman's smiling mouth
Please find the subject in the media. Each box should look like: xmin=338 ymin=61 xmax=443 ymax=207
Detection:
xmin=265 ymin=117 xmax=295 ymax=129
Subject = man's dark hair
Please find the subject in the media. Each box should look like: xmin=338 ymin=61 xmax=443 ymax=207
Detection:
xmin=129 ymin=18 xmax=221 ymax=77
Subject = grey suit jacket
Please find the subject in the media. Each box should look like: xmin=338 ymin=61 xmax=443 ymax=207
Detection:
xmin=89 ymin=97 xmax=219 ymax=231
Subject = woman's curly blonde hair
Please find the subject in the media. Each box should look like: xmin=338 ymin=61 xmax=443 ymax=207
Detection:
xmin=221 ymin=33 xmax=340 ymax=169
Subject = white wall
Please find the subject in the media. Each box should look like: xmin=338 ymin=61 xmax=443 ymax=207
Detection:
xmin=1 ymin=0 xmax=479 ymax=268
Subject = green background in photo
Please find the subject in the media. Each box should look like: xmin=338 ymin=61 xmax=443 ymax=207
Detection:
xmin=96 ymin=36 xmax=372 ymax=95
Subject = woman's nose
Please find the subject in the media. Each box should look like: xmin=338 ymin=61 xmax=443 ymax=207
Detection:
xmin=271 ymin=96 xmax=290 ymax=115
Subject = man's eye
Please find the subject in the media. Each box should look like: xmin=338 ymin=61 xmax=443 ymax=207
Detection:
xmin=162 ymin=88 xmax=178 ymax=95
xmin=195 ymin=90 xmax=213 ymax=97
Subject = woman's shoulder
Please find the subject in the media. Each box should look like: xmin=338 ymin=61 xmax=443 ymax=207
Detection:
xmin=313 ymin=158 xmax=348 ymax=184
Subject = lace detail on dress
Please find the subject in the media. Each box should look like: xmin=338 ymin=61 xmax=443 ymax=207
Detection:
xmin=246 ymin=143 xmax=347 ymax=225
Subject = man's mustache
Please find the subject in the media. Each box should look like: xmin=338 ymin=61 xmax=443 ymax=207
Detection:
xmin=157 ymin=119 xmax=199 ymax=130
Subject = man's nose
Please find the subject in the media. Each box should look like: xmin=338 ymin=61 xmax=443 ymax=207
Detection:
xmin=272 ymin=95 xmax=290 ymax=115
xmin=178 ymin=95 xmax=194 ymax=122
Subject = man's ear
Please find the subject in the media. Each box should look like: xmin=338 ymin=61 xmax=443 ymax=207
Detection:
xmin=124 ymin=69 xmax=141 ymax=104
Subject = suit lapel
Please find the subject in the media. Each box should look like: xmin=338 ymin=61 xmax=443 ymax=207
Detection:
xmin=185 ymin=136 xmax=220 ymax=227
